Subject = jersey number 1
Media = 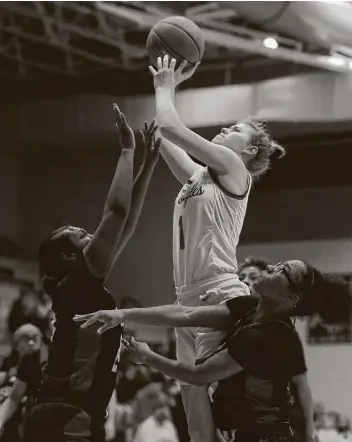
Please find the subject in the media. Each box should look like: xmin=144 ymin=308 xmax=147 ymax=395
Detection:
xmin=179 ymin=216 xmax=185 ymax=250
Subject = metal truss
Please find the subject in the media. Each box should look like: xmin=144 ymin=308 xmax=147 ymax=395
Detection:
xmin=0 ymin=1 xmax=349 ymax=79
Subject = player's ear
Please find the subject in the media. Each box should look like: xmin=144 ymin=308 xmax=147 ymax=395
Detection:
xmin=60 ymin=252 xmax=77 ymax=263
xmin=286 ymin=293 xmax=299 ymax=305
xmin=243 ymin=145 xmax=258 ymax=157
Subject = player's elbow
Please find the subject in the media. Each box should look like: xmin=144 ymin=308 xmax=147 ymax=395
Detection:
xmin=105 ymin=202 xmax=130 ymax=220
xmin=192 ymin=366 xmax=211 ymax=386
xmin=182 ymin=307 xmax=199 ymax=327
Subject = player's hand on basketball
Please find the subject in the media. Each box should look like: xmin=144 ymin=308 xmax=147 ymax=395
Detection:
xmin=138 ymin=119 xmax=161 ymax=166
xmin=174 ymin=59 xmax=200 ymax=86
xmin=113 ymin=103 xmax=135 ymax=150
xmin=73 ymin=309 xmax=124 ymax=334
xmin=123 ymin=337 xmax=150 ymax=364
xmin=149 ymin=55 xmax=199 ymax=89
xmin=149 ymin=55 xmax=177 ymax=90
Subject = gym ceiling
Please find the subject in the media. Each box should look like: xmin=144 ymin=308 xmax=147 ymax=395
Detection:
xmin=1 ymin=1 xmax=352 ymax=98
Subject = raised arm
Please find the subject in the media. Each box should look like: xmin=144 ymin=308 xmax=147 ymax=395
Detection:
xmin=108 ymin=121 xmax=160 ymax=267
xmin=291 ymin=373 xmax=315 ymax=442
xmin=126 ymin=338 xmax=242 ymax=386
xmin=157 ymin=69 xmax=203 ymax=185
xmin=150 ymin=56 xmax=247 ymax=182
xmin=83 ymin=104 xmax=134 ymax=280
xmin=160 ymin=136 xmax=203 ymax=184
xmin=74 ymin=303 xmax=232 ymax=333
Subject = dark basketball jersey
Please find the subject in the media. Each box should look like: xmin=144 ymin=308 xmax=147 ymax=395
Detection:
xmin=36 ymin=259 xmax=122 ymax=418
xmin=199 ymin=297 xmax=307 ymax=432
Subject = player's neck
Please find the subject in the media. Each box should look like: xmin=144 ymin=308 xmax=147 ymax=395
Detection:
xmin=252 ymin=297 xmax=289 ymax=322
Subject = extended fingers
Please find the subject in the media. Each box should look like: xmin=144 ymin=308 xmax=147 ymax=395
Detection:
xmin=97 ymin=323 xmax=113 ymax=335
xmin=79 ymin=315 xmax=100 ymax=329
xmin=73 ymin=313 xmax=95 ymax=322
xmin=138 ymin=129 xmax=146 ymax=145
xmin=149 ymin=65 xmax=157 ymax=76
xmin=169 ymin=58 xmax=177 ymax=71
xmin=154 ymin=137 xmax=161 ymax=153
xmin=147 ymin=120 xmax=157 ymax=137
xmin=176 ymin=60 xmax=187 ymax=74
xmin=163 ymin=54 xmax=169 ymax=70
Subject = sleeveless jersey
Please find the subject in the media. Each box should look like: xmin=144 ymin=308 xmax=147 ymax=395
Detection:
xmin=173 ymin=167 xmax=251 ymax=291
xmin=36 ymin=260 xmax=122 ymax=419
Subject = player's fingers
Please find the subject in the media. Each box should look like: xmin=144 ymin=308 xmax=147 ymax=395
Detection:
xmin=149 ymin=65 xmax=157 ymax=76
xmin=120 ymin=113 xmax=128 ymax=127
xmin=157 ymin=57 xmax=162 ymax=71
xmin=144 ymin=121 xmax=149 ymax=133
xmin=177 ymin=60 xmax=187 ymax=74
xmin=154 ymin=137 xmax=161 ymax=153
xmin=80 ymin=316 xmax=100 ymax=329
xmin=122 ymin=338 xmax=132 ymax=351
xmin=169 ymin=58 xmax=177 ymax=71
xmin=145 ymin=119 xmax=155 ymax=137
xmin=113 ymin=103 xmax=121 ymax=113
xmin=97 ymin=323 xmax=112 ymax=335
xmin=138 ymin=130 xmax=145 ymax=145
xmin=145 ymin=120 xmax=157 ymax=145
xmin=122 ymin=338 xmax=130 ymax=347
xmin=73 ymin=313 xmax=95 ymax=322
xmin=163 ymin=54 xmax=169 ymax=70
xmin=148 ymin=120 xmax=157 ymax=137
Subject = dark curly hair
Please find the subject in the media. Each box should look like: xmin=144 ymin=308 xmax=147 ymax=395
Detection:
xmin=246 ymin=120 xmax=286 ymax=180
xmin=238 ymin=256 xmax=270 ymax=274
xmin=38 ymin=225 xmax=80 ymax=295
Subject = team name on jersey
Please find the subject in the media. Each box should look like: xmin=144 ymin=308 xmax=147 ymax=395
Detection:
xmin=177 ymin=180 xmax=204 ymax=208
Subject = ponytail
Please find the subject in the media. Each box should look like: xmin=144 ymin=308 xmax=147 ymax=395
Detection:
xmin=298 ymin=267 xmax=352 ymax=323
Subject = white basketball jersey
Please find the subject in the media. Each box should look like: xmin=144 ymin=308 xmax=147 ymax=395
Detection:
xmin=173 ymin=167 xmax=251 ymax=291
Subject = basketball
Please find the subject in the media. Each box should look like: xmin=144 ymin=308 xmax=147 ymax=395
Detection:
xmin=147 ymin=16 xmax=205 ymax=70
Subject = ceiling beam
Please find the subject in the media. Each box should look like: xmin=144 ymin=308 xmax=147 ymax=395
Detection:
xmin=0 ymin=22 xmax=125 ymax=70
xmin=1 ymin=2 xmax=146 ymax=59
xmin=97 ymin=2 xmax=352 ymax=74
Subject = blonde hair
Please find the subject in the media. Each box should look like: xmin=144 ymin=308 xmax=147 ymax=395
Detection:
xmin=246 ymin=120 xmax=286 ymax=180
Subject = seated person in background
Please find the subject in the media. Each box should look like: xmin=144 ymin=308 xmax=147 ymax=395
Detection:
xmin=0 ymin=324 xmax=43 ymax=442
xmin=133 ymin=398 xmax=179 ymax=442
xmin=316 ymin=412 xmax=345 ymax=442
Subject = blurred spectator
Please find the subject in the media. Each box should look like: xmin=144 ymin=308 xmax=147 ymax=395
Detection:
xmin=133 ymin=401 xmax=179 ymax=442
xmin=316 ymin=412 xmax=345 ymax=442
xmin=0 ymin=324 xmax=44 ymax=442
xmin=105 ymin=390 xmax=134 ymax=442
xmin=7 ymin=290 xmax=52 ymax=343
xmin=336 ymin=415 xmax=352 ymax=441
xmin=238 ymin=256 xmax=270 ymax=295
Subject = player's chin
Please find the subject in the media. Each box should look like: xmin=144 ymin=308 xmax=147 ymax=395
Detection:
xmin=211 ymin=136 xmax=224 ymax=146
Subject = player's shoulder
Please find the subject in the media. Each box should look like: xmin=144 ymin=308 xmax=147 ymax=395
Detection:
xmin=226 ymin=295 xmax=258 ymax=319
xmin=58 ymin=257 xmax=101 ymax=291
xmin=207 ymin=167 xmax=252 ymax=200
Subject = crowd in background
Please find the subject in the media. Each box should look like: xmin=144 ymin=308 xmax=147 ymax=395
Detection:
xmin=0 ymin=256 xmax=351 ymax=442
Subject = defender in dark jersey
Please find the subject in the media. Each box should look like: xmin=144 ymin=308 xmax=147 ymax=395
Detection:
xmin=23 ymin=105 xmax=160 ymax=442
xmin=77 ymin=260 xmax=352 ymax=442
